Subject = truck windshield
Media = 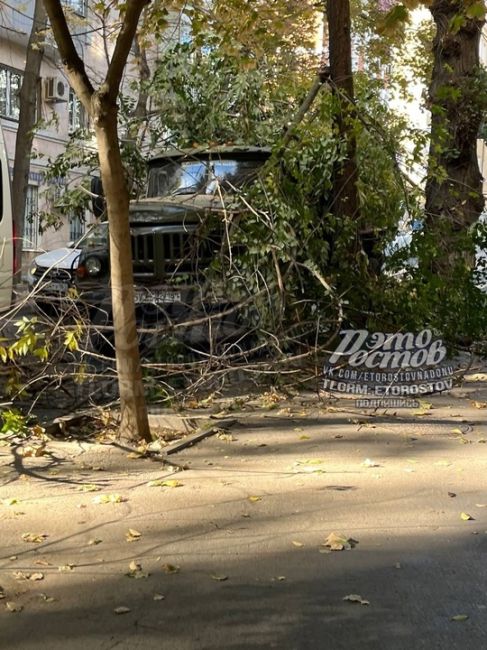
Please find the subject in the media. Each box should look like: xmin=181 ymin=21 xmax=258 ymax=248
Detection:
xmin=76 ymin=222 xmax=109 ymax=249
xmin=147 ymin=158 xmax=265 ymax=198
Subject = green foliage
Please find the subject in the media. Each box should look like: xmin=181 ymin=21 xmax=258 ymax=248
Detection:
xmin=377 ymin=218 xmax=487 ymax=343
xmin=221 ymin=81 xmax=415 ymax=342
xmin=7 ymin=317 xmax=49 ymax=362
xmin=149 ymin=42 xmax=308 ymax=148
xmin=0 ymin=410 xmax=30 ymax=439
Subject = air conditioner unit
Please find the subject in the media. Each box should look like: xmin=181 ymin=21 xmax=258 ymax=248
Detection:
xmin=44 ymin=77 xmax=68 ymax=103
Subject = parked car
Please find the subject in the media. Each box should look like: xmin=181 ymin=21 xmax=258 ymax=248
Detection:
xmin=76 ymin=146 xmax=270 ymax=351
xmin=29 ymin=222 xmax=108 ymax=312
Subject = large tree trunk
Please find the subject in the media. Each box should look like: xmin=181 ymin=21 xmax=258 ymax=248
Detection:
xmin=12 ymin=0 xmax=47 ymax=280
xmin=326 ymin=0 xmax=359 ymax=224
xmin=94 ymin=101 xmax=151 ymax=442
xmin=425 ymin=0 xmax=485 ymax=271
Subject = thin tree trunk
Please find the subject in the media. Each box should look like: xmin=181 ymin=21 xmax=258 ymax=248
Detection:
xmin=12 ymin=0 xmax=47 ymax=279
xmin=94 ymin=103 xmax=151 ymax=442
xmin=43 ymin=0 xmax=152 ymax=443
xmin=425 ymin=0 xmax=485 ymax=272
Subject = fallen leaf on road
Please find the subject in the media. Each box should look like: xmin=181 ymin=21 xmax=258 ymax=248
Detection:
xmin=2 ymin=498 xmax=18 ymax=506
xmin=114 ymin=606 xmax=131 ymax=615
xmin=448 ymin=492 xmax=457 ymax=498
xmin=148 ymin=479 xmax=183 ymax=488
xmin=29 ymin=573 xmax=44 ymax=581
xmin=451 ymin=428 xmax=464 ymax=435
xmin=295 ymin=459 xmax=324 ymax=466
xmin=13 ymin=572 xmax=29 ymax=580
xmin=211 ymin=575 xmax=228 ymax=581
xmin=471 ymin=401 xmax=487 ymax=409
xmin=248 ymin=496 xmax=262 ymax=503
xmin=296 ymin=466 xmax=325 ymax=474
xmin=362 ymin=458 xmax=379 ymax=468
xmin=126 ymin=529 xmax=141 ymax=542
xmin=93 ymin=494 xmax=126 ymax=504
xmin=162 ymin=564 xmax=180 ymax=574
xmin=460 ymin=512 xmax=474 ymax=521
xmin=343 ymin=594 xmax=370 ymax=606
xmin=127 ymin=561 xmax=149 ymax=579
xmin=38 ymin=593 xmax=55 ymax=603
xmin=451 ymin=614 xmax=469 ymax=622
xmin=79 ymin=484 xmax=101 ymax=493
xmin=299 ymin=435 xmax=311 ymax=440
xmin=58 ymin=564 xmax=75 ymax=572
xmin=216 ymin=433 xmax=235 ymax=442
xmin=6 ymin=602 xmax=22 ymax=612
xmin=88 ymin=538 xmax=102 ymax=546
xmin=291 ymin=541 xmax=304 ymax=547
xmin=153 ymin=593 xmax=165 ymax=601
xmin=21 ymin=533 xmax=48 ymax=544
xmin=322 ymin=532 xmax=357 ymax=551
xmin=18 ymin=444 xmax=47 ymax=458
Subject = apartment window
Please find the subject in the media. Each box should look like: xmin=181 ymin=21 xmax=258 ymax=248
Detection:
xmin=0 ymin=66 xmax=22 ymax=120
xmin=69 ymin=213 xmax=84 ymax=242
xmin=23 ymin=185 xmax=39 ymax=250
xmin=68 ymin=88 xmax=86 ymax=131
xmin=64 ymin=0 xmax=87 ymax=16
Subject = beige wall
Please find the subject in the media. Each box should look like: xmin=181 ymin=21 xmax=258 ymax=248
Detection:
xmin=0 ymin=1 xmax=102 ymax=276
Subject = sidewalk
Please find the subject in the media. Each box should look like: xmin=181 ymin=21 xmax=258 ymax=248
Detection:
xmin=0 ymin=377 xmax=486 ymax=649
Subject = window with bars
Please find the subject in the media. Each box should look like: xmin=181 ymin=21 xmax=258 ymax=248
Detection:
xmin=68 ymin=88 xmax=87 ymax=131
xmin=23 ymin=185 xmax=39 ymax=250
xmin=0 ymin=66 xmax=22 ymax=120
xmin=69 ymin=213 xmax=84 ymax=243
xmin=64 ymin=0 xmax=87 ymax=16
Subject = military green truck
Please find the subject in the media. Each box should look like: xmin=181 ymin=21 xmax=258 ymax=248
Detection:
xmin=75 ymin=146 xmax=270 ymax=351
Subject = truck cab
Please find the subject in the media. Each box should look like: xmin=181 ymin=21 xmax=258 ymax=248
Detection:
xmin=75 ymin=146 xmax=270 ymax=348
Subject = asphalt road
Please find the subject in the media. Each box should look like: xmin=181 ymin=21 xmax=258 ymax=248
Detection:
xmin=0 ymin=380 xmax=486 ymax=649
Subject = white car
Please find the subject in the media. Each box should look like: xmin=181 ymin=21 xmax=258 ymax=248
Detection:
xmin=29 ymin=222 xmax=108 ymax=304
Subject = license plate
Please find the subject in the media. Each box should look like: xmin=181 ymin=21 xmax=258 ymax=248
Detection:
xmin=48 ymin=281 xmax=68 ymax=293
xmin=134 ymin=289 xmax=181 ymax=305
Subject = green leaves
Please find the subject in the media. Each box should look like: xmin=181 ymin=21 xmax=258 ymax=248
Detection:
xmin=377 ymin=4 xmax=410 ymax=36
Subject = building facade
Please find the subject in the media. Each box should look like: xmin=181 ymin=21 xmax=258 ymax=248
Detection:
xmin=0 ymin=0 xmax=106 ymax=272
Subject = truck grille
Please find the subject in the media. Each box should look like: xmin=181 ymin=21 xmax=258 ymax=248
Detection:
xmin=131 ymin=227 xmax=221 ymax=280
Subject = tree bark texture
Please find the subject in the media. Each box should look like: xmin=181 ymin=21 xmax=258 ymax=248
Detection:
xmin=94 ymin=106 xmax=150 ymax=441
xmin=326 ymin=0 xmax=359 ymax=224
xmin=425 ymin=1 xmax=485 ymax=257
xmin=43 ymin=0 xmax=152 ymax=442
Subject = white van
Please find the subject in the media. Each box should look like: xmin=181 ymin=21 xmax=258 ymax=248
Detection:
xmin=0 ymin=124 xmax=13 ymax=312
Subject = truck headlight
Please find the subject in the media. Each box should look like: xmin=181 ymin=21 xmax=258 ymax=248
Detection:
xmin=85 ymin=256 xmax=102 ymax=276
